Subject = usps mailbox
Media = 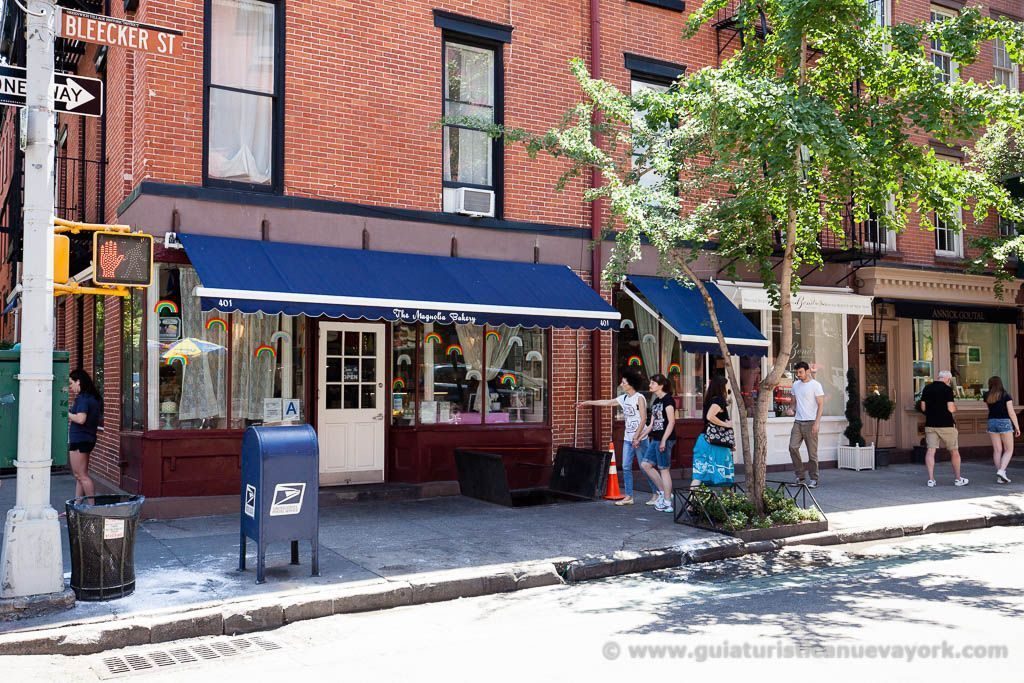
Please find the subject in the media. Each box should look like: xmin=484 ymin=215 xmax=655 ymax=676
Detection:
xmin=238 ymin=424 xmax=320 ymax=584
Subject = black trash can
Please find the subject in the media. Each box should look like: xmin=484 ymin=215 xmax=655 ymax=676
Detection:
xmin=65 ymin=494 xmax=145 ymax=601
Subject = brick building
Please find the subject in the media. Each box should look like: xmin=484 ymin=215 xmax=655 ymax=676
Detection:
xmin=0 ymin=0 xmax=1019 ymax=499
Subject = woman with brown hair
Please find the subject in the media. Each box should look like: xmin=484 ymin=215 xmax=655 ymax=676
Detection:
xmin=691 ymin=375 xmax=735 ymax=488
xmin=985 ymin=376 xmax=1020 ymax=484
xmin=68 ymin=368 xmax=102 ymax=498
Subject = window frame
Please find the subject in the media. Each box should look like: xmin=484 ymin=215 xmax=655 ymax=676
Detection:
xmin=861 ymin=196 xmax=897 ymax=253
xmin=930 ymin=7 xmax=959 ymax=84
xmin=202 ymin=0 xmax=285 ymax=194
xmin=994 ymin=36 xmax=1019 ymax=91
xmin=868 ymin=0 xmax=889 ymax=27
xmin=933 ymin=207 xmax=964 ymax=257
xmin=121 ymin=288 xmax=145 ymax=432
xmin=440 ymin=33 xmax=504 ymax=218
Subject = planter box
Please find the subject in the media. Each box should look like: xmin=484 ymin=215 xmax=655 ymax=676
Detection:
xmin=730 ymin=519 xmax=829 ymax=542
xmin=673 ymin=481 xmax=828 ymax=541
xmin=838 ymin=444 xmax=875 ymax=471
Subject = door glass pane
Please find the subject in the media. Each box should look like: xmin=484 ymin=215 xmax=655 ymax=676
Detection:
xmin=344 ymin=332 xmax=359 ymax=356
xmin=865 ymin=333 xmax=888 ymax=395
xmin=326 ymin=385 xmax=341 ymax=410
xmin=361 ymin=332 xmax=376 ymax=356
xmin=361 ymin=385 xmax=376 ymax=409
xmin=343 ymin=359 xmax=359 ymax=383
xmin=326 ymin=331 xmax=341 ymax=356
xmin=344 ymin=385 xmax=358 ymax=409
xmin=326 ymin=357 xmax=341 ymax=383
xmin=361 ymin=358 xmax=376 ymax=382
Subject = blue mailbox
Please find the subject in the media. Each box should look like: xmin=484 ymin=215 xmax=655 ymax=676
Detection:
xmin=239 ymin=424 xmax=320 ymax=584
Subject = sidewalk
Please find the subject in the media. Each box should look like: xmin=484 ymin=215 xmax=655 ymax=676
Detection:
xmin=1 ymin=460 xmax=1023 ymax=654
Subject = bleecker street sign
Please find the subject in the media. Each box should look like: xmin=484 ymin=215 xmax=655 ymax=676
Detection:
xmin=0 ymin=65 xmax=103 ymax=117
xmin=59 ymin=8 xmax=182 ymax=57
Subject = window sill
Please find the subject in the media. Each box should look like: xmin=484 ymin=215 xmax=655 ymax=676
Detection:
xmin=627 ymin=0 xmax=685 ymax=10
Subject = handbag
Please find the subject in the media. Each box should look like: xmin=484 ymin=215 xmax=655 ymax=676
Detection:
xmin=705 ymin=422 xmax=735 ymax=449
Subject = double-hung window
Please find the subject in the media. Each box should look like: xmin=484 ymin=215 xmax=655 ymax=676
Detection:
xmin=868 ymin=0 xmax=888 ymax=27
xmin=631 ymin=78 xmax=671 ymax=197
xmin=999 ymin=215 xmax=1018 ymax=238
xmin=205 ymin=0 xmax=282 ymax=191
xmin=930 ymin=7 xmax=958 ymax=84
xmin=994 ymin=37 xmax=1019 ymax=91
xmin=934 ymin=209 xmax=963 ymax=257
xmin=442 ymin=40 xmax=500 ymax=217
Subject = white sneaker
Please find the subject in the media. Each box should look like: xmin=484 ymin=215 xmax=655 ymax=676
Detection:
xmin=927 ymin=479 xmax=936 ymax=488
xmin=997 ymin=471 xmax=1011 ymax=484
xmin=807 ymin=479 xmax=818 ymax=489
xmin=646 ymin=494 xmax=662 ymax=506
xmin=954 ymin=477 xmax=969 ymax=487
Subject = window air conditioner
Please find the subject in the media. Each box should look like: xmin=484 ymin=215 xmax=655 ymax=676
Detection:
xmin=454 ymin=187 xmax=495 ymax=217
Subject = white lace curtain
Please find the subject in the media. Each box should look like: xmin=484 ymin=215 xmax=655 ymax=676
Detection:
xmin=231 ymin=312 xmax=279 ymax=421
xmin=634 ymin=305 xmax=661 ymax=376
xmin=177 ymin=269 xmax=225 ymax=422
xmin=207 ymin=0 xmax=275 ymax=184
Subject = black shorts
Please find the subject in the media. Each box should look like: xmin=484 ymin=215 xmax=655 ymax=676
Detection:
xmin=69 ymin=441 xmax=95 ymax=454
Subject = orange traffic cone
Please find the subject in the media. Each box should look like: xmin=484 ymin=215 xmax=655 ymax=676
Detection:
xmin=604 ymin=441 xmax=625 ymax=501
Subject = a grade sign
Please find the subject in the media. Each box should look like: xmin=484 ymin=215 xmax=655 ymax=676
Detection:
xmin=59 ymin=8 xmax=182 ymax=57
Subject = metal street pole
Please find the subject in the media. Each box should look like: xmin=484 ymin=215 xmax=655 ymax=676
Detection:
xmin=0 ymin=0 xmax=64 ymax=598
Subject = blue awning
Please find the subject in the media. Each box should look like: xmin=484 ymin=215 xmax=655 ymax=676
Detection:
xmin=179 ymin=234 xmax=619 ymax=330
xmin=626 ymin=276 xmax=768 ymax=356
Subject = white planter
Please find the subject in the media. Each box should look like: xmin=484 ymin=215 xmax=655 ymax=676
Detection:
xmin=837 ymin=444 xmax=875 ymax=471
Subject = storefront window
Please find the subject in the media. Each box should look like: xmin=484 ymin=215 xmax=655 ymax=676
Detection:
xmin=392 ymin=323 xmax=417 ymax=425
xmin=419 ymin=324 xmax=483 ymax=424
xmin=154 ymin=266 xmax=306 ymax=430
xmin=614 ymin=292 xmax=652 ymax=383
xmin=912 ymin=319 xmax=934 ymax=400
xmin=771 ymin=311 xmax=844 ymax=416
xmin=121 ymin=289 xmax=144 ymax=431
xmin=487 ymin=327 xmax=547 ymax=424
xmin=93 ymin=297 xmax=104 ymax=407
xmin=950 ymin=322 xmax=1009 ymax=400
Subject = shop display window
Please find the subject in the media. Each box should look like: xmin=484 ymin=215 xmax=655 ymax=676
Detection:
xmin=391 ymin=323 xmax=417 ymax=425
xmin=912 ymin=319 xmax=934 ymax=400
xmin=771 ymin=311 xmax=844 ymax=416
xmin=949 ymin=322 xmax=1010 ymax=400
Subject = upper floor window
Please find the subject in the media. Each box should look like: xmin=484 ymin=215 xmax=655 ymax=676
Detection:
xmin=205 ymin=0 xmax=281 ymax=191
xmin=862 ymin=198 xmax=896 ymax=253
xmin=999 ymin=215 xmax=1018 ymax=237
xmin=868 ymin=0 xmax=888 ymax=27
xmin=930 ymin=7 xmax=958 ymax=84
xmin=442 ymin=40 xmax=500 ymax=217
xmin=934 ymin=209 xmax=963 ymax=257
xmin=631 ymin=78 xmax=671 ymax=196
xmin=994 ymin=37 xmax=1019 ymax=91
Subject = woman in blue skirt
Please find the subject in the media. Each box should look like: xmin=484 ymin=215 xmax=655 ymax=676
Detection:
xmin=691 ymin=375 xmax=735 ymax=487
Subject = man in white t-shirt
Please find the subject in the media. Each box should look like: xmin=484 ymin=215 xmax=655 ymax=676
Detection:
xmin=789 ymin=361 xmax=825 ymax=487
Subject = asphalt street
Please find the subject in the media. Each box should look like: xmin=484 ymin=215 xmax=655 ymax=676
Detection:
xmin=5 ymin=525 xmax=1024 ymax=682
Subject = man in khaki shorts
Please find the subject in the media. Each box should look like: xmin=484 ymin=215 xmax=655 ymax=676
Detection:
xmin=920 ymin=370 xmax=967 ymax=487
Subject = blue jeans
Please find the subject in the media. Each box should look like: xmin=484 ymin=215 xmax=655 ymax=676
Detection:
xmin=621 ymin=439 xmax=652 ymax=496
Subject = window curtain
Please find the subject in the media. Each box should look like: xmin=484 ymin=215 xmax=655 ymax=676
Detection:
xmin=659 ymin=325 xmax=676 ymax=378
xmin=444 ymin=44 xmax=493 ymax=185
xmin=177 ymin=269 xmax=225 ymax=421
xmin=634 ymin=305 xmax=661 ymax=375
xmin=484 ymin=325 xmax=520 ymax=380
xmin=208 ymin=0 xmax=275 ymax=184
xmin=231 ymin=312 xmax=279 ymax=420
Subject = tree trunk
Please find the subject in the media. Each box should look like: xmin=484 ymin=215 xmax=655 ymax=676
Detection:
xmin=674 ymin=258 xmax=753 ymax=484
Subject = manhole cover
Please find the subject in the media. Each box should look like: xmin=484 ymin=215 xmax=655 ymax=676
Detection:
xmin=93 ymin=636 xmax=282 ymax=679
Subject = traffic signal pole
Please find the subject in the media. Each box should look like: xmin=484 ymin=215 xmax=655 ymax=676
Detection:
xmin=0 ymin=0 xmax=65 ymax=599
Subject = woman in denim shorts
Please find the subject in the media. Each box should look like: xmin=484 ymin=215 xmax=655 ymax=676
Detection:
xmin=985 ymin=376 xmax=1020 ymax=484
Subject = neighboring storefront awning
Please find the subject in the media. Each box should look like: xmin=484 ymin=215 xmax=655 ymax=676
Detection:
xmin=889 ymin=299 xmax=1018 ymax=325
xmin=719 ymin=283 xmax=874 ymax=316
xmin=625 ymin=276 xmax=769 ymax=356
xmin=179 ymin=234 xmax=620 ymax=330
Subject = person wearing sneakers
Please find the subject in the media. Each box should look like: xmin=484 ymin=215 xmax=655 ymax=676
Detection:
xmin=789 ymin=361 xmax=824 ymax=488
xmin=639 ymin=374 xmax=676 ymax=513
xmin=920 ymin=370 xmax=968 ymax=487
xmin=575 ymin=369 xmax=648 ymax=505
xmin=984 ymin=376 xmax=1020 ymax=484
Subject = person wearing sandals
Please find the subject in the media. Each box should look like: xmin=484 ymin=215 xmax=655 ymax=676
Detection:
xmin=68 ymin=368 xmax=102 ymax=499
xmin=691 ymin=375 xmax=735 ymax=488
xmin=639 ymin=374 xmax=676 ymax=513
xmin=575 ymin=369 xmax=647 ymax=505
xmin=984 ymin=376 xmax=1020 ymax=484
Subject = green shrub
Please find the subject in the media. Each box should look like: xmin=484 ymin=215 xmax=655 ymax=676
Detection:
xmin=689 ymin=485 xmax=820 ymax=531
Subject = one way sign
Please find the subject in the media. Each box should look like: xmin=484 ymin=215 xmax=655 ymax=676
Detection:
xmin=0 ymin=65 xmax=103 ymax=117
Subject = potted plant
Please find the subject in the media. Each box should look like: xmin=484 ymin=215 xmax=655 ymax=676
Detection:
xmin=863 ymin=392 xmax=897 ymax=468
xmin=838 ymin=368 xmax=875 ymax=470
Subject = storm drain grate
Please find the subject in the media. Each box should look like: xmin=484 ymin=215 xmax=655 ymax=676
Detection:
xmin=95 ymin=636 xmax=283 ymax=679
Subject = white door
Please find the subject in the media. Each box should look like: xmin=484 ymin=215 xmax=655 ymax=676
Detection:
xmin=318 ymin=322 xmax=385 ymax=485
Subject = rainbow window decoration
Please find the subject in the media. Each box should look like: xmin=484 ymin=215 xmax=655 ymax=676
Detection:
xmin=254 ymin=344 xmax=277 ymax=361
xmin=424 ymin=332 xmax=442 ymax=345
xmin=165 ymin=354 xmax=189 ymax=367
xmin=668 ymin=363 xmax=682 ymax=375
xmin=445 ymin=344 xmax=463 ymax=358
xmin=204 ymin=317 xmax=228 ymax=332
xmin=627 ymin=355 xmax=643 ymax=367
xmin=270 ymin=331 xmax=291 ymax=345
xmin=155 ymin=299 xmax=179 ymax=315
xmin=485 ymin=330 xmax=502 ymax=344
xmin=498 ymin=373 xmax=517 ymax=388
xmin=391 ymin=378 xmax=406 ymax=392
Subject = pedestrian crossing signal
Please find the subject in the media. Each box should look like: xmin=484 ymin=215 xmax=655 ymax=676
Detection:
xmin=92 ymin=231 xmax=153 ymax=287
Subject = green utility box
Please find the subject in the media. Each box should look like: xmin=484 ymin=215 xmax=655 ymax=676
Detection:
xmin=0 ymin=350 xmax=70 ymax=468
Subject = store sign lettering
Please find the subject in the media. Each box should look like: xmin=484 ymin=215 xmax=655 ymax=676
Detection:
xmin=391 ymin=308 xmax=478 ymax=325
xmin=930 ymin=308 xmax=987 ymax=322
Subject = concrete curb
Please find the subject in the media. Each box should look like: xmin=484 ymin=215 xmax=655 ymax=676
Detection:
xmin=1 ymin=511 xmax=1021 ymax=655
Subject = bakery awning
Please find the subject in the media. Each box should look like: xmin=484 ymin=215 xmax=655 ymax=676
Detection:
xmin=179 ymin=234 xmax=619 ymax=330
